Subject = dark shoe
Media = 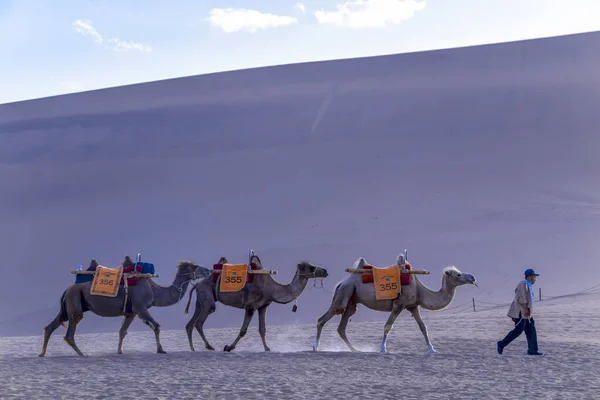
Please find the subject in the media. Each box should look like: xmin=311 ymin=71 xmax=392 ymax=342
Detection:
xmin=496 ymin=341 xmax=503 ymax=355
xmin=527 ymin=351 xmax=544 ymax=356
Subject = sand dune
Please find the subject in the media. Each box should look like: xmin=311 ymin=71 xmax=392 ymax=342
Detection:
xmin=2 ymin=31 xmax=600 ymax=336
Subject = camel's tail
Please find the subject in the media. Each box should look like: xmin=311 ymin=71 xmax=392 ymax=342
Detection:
xmin=333 ymin=280 xmax=343 ymax=295
xmin=184 ymin=283 xmax=198 ymax=315
xmin=330 ymin=277 xmax=356 ymax=315
xmin=59 ymin=289 xmax=68 ymax=328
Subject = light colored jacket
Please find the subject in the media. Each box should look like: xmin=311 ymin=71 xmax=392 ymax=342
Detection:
xmin=507 ymin=281 xmax=533 ymax=319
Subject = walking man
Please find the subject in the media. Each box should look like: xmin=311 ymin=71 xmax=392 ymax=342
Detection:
xmin=496 ymin=268 xmax=544 ymax=356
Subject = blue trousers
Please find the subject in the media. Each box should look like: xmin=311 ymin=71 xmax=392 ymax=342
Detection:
xmin=498 ymin=314 xmax=539 ymax=354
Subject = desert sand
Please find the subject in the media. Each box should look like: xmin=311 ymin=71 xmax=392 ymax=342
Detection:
xmin=1 ymin=290 xmax=598 ymax=399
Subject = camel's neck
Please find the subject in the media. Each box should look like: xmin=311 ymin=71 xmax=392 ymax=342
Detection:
xmin=417 ymin=276 xmax=457 ymax=311
xmin=270 ymin=271 xmax=310 ymax=304
xmin=151 ymin=273 xmax=192 ymax=307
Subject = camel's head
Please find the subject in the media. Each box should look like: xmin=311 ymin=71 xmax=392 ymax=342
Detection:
xmin=177 ymin=261 xmax=211 ymax=280
xmin=443 ymin=266 xmax=477 ymax=287
xmin=297 ymin=261 xmax=329 ymax=279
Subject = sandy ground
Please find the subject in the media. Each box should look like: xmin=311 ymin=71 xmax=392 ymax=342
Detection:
xmin=1 ymin=293 xmax=599 ymax=400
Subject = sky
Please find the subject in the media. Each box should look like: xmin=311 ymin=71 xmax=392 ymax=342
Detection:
xmin=1 ymin=0 xmax=600 ymax=105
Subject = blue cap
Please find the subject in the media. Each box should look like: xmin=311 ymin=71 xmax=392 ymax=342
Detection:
xmin=524 ymin=268 xmax=539 ymax=277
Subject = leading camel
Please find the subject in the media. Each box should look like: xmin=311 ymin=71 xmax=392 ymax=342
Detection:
xmin=39 ymin=256 xmax=210 ymax=357
xmin=184 ymin=254 xmax=329 ymax=352
xmin=313 ymin=254 xmax=477 ymax=353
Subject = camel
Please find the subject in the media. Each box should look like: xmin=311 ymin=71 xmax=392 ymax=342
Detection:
xmin=313 ymin=254 xmax=477 ymax=354
xmin=184 ymin=254 xmax=329 ymax=352
xmin=39 ymin=256 xmax=210 ymax=357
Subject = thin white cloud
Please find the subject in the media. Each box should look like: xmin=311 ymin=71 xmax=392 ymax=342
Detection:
xmin=295 ymin=2 xmax=306 ymax=13
xmin=315 ymin=0 xmax=426 ymax=28
xmin=208 ymin=8 xmax=297 ymax=33
xmin=72 ymin=19 xmax=151 ymax=52
xmin=108 ymin=38 xmax=152 ymax=53
xmin=72 ymin=19 xmax=103 ymax=43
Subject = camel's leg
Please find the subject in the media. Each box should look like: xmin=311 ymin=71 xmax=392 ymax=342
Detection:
xmin=185 ymin=303 xmax=200 ymax=352
xmin=314 ymin=307 xmax=337 ymax=351
xmin=39 ymin=312 xmax=67 ymax=357
xmin=195 ymin=307 xmax=216 ymax=351
xmin=223 ymin=308 xmax=255 ymax=352
xmin=117 ymin=315 xmax=136 ymax=355
xmin=337 ymin=298 xmax=359 ymax=352
xmin=137 ymin=308 xmax=166 ymax=354
xmin=40 ymin=291 xmax=69 ymax=357
xmin=408 ymin=307 xmax=437 ymax=353
xmin=63 ymin=314 xmax=85 ymax=356
xmin=185 ymin=301 xmax=216 ymax=351
xmin=380 ymin=303 xmax=404 ymax=354
xmin=314 ymin=283 xmax=354 ymax=351
xmin=257 ymin=305 xmax=270 ymax=352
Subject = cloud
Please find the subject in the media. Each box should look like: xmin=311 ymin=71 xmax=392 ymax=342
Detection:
xmin=208 ymin=8 xmax=297 ymax=33
xmin=72 ymin=19 xmax=103 ymax=43
xmin=108 ymin=38 xmax=152 ymax=53
xmin=72 ymin=19 xmax=151 ymax=52
xmin=314 ymin=0 xmax=426 ymax=28
xmin=295 ymin=2 xmax=306 ymax=13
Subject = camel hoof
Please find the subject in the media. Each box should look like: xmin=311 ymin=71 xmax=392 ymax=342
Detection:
xmin=157 ymin=349 xmax=167 ymax=354
xmin=206 ymin=345 xmax=215 ymax=351
xmin=264 ymin=347 xmax=271 ymax=352
xmin=223 ymin=345 xmax=233 ymax=352
xmin=38 ymin=353 xmax=46 ymax=358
